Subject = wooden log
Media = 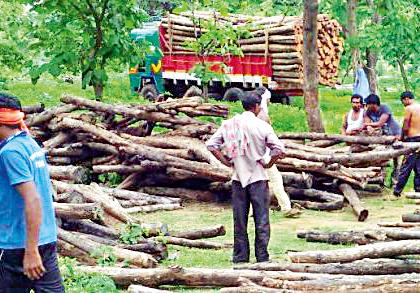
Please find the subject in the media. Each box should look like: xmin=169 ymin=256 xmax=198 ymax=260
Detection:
xmin=92 ymin=162 xmax=165 ymax=174
xmin=43 ymin=132 xmax=73 ymax=149
xmin=172 ymin=225 xmax=226 ymax=240
xmin=61 ymin=219 xmax=119 ymax=239
xmin=54 ymin=190 xmax=85 ymax=204
xmin=150 ymin=236 xmax=231 ymax=250
xmin=22 ymin=103 xmax=45 ymax=114
xmin=128 ymin=285 xmax=170 ymax=293
xmin=119 ymin=199 xmax=153 ymax=208
xmin=58 ymin=228 xmax=157 ymax=268
xmin=126 ymin=203 xmax=182 ymax=214
xmin=406 ymin=192 xmax=420 ymax=199
xmin=288 ymin=240 xmax=420 ymax=263
xmin=99 ymin=185 xmax=181 ymax=204
xmin=285 ymin=187 xmax=343 ymax=202
xmin=54 ymin=202 xmax=103 ymax=221
xmin=234 ymin=258 xmax=420 ymax=275
xmin=339 ymin=183 xmax=369 ymax=222
xmin=278 ymin=132 xmax=397 ymax=145
xmin=378 ymin=222 xmax=420 ymax=228
xmin=383 ymin=228 xmax=420 ymax=240
xmin=49 ymin=165 xmax=91 ymax=184
xmin=292 ymin=200 xmax=343 ymax=211
xmin=26 ymin=104 xmax=78 ymax=127
xmin=57 ymin=239 xmax=97 ymax=266
xmin=402 ymin=213 xmax=420 ymax=222
xmin=118 ymin=241 xmax=168 ymax=261
xmin=296 ymin=230 xmax=376 ymax=245
xmin=138 ymin=187 xmax=218 ymax=202
xmin=53 ymin=181 xmax=134 ymax=223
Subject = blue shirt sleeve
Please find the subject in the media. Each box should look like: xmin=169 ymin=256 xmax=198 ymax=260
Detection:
xmin=1 ymin=150 xmax=33 ymax=186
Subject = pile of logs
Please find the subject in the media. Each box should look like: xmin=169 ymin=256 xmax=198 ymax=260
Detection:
xmin=161 ymin=12 xmax=343 ymax=86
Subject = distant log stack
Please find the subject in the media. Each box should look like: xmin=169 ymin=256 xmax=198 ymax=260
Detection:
xmin=161 ymin=12 xmax=343 ymax=87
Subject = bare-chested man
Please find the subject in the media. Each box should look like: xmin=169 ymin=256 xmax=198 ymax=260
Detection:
xmin=394 ymin=91 xmax=420 ymax=196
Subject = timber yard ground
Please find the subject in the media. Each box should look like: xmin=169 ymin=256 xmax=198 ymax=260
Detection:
xmin=3 ymin=75 xmax=419 ymax=292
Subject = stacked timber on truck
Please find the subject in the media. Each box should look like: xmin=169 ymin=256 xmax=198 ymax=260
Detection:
xmin=160 ymin=11 xmax=343 ymax=94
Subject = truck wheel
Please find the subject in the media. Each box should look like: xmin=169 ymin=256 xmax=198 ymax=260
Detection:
xmin=208 ymin=92 xmax=223 ymax=101
xmin=223 ymin=87 xmax=244 ymax=102
xmin=139 ymin=84 xmax=158 ymax=101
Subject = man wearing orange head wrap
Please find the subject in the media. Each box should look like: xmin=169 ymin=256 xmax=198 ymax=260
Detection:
xmin=0 ymin=93 xmax=64 ymax=291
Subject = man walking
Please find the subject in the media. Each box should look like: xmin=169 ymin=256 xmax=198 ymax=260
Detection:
xmin=341 ymin=94 xmax=364 ymax=136
xmin=394 ymin=91 xmax=420 ymax=196
xmin=206 ymin=91 xmax=285 ymax=263
xmin=0 ymin=93 xmax=64 ymax=292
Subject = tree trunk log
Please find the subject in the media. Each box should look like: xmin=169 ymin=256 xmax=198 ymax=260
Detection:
xmin=57 ymin=239 xmax=97 ymax=266
xmin=406 ymin=192 xmax=420 ymax=200
xmin=22 ymin=103 xmax=45 ymax=114
xmin=54 ymin=202 xmax=103 ymax=221
xmin=339 ymin=183 xmax=369 ymax=221
xmin=150 ymin=236 xmax=231 ymax=250
xmin=58 ymin=228 xmax=157 ymax=268
xmin=138 ymin=187 xmax=218 ymax=202
xmin=402 ymin=213 xmax=420 ymax=223
xmin=378 ymin=222 xmax=420 ymax=228
xmin=235 ymin=258 xmax=420 ymax=275
xmin=126 ymin=203 xmax=182 ymax=214
xmin=278 ymin=132 xmax=396 ymax=145
xmin=296 ymin=230 xmax=377 ymax=245
xmin=285 ymin=187 xmax=343 ymax=202
xmin=288 ymin=239 xmax=420 ymax=263
xmin=172 ymin=225 xmax=226 ymax=240
xmin=61 ymin=219 xmax=119 ymax=239
xmin=292 ymin=200 xmax=343 ymax=210
xmin=49 ymin=165 xmax=91 ymax=184
xmin=26 ymin=104 xmax=77 ymax=127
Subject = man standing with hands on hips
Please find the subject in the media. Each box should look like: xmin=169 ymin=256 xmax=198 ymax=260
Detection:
xmin=206 ymin=91 xmax=285 ymax=263
xmin=0 ymin=93 xmax=64 ymax=292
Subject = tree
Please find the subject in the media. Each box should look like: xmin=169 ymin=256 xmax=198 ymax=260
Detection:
xmin=376 ymin=0 xmax=419 ymax=91
xmin=22 ymin=0 xmax=148 ymax=99
xmin=303 ymin=0 xmax=325 ymax=132
xmin=177 ymin=0 xmax=246 ymax=101
xmin=347 ymin=0 xmax=359 ymax=73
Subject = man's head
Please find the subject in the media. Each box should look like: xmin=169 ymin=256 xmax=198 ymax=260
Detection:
xmin=365 ymin=94 xmax=381 ymax=112
xmin=0 ymin=93 xmax=24 ymax=139
xmin=350 ymin=94 xmax=363 ymax=111
xmin=241 ymin=91 xmax=262 ymax=115
xmin=400 ymin=91 xmax=414 ymax=107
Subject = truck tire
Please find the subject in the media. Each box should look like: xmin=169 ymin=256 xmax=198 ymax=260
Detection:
xmin=223 ymin=87 xmax=244 ymax=102
xmin=139 ymin=84 xmax=158 ymax=101
xmin=271 ymin=93 xmax=290 ymax=105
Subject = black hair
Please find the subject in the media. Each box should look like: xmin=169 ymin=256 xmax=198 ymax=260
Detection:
xmin=254 ymin=86 xmax=267 ymax=96
xmin=241 ymin=92 xmax=262 ymax=111
xmin=351 ymin=94 xmax=363 ymax=103
xmin=365 ymin=94 xmax=381 ymax=106
xmin=401 ymin=91 xmax=414 ymax=100
xmin=0 ymin=93 xmax=22 ymax=110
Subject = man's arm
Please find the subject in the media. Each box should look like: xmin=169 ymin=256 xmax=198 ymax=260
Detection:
xmin=14 ymin=182 xmax=45 ymax=280
xmin=365 ymin=113 xmax=390 ymax=128
xmin=206 ymin=124 xmax=232 ymax=167
xmin=402 ymin=107 xmax=413 ymax=140
xmin=208 ymin=147 xmax=233 ymax=167
xmin=341 ymin=113 xmax=348 ymax=135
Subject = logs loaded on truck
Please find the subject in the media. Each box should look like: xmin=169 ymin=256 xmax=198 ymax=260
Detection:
xmin=129 ymin=11 xmax=343 ymax=102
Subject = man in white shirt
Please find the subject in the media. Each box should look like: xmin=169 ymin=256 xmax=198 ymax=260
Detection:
xmin=341 ymin=94 xmax=365 ymax=136
xmin=206 ymin=92 xmax=285 ymax=263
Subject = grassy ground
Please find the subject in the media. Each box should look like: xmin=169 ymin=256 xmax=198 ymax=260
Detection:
xmin=2 ymin=75 xmax=419 ymax=292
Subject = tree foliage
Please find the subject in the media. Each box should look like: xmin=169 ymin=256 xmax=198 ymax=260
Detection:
xmin=21 ymin=0 xmax=149 ymax=99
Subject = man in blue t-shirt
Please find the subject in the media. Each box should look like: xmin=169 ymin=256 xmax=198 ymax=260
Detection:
xmin=0 ymin=93 xmax=64 ymax=292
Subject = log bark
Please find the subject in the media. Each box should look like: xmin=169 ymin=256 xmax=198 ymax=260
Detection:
xmin=43 ymin=132 xmax=73 ymax=150
xmin=61 ymin=219 xmax=119 ymax=239
xmin=57 ymin=239 xmax=97 ymax=266
xmin=172 ymin=225 xmax=226 ymax=240
xmin=22 ymin=103 xmax=45 ymax=114
xmin=292 ymin=200 xmax=343 ymax=211
xmin=53 ymin=181 xmax=134 ymax=223
xmin=406 ymin=192 xmax=420 ymax=200
xmin=296 ymin=230 xmax=376 ymax=245
xmin=58 ymin=228 xmax=157 ymax=268
xmin=339 ymin=183 xmax=369 ymax=221
xmin=384 ymin=228 xmax=420 ymax=240
xmin=150 ymin=236 xmax=231 ymax=250
xmin=49 ymin=165 xmax=91 ymax=184
xmin=378 ymin=222 xmax=420 ymax=228
xmin=54 ymin=202 xmax=103 ymax=221
xmin=282 ymin=172 xmax=313 ymax=188
xmin=126 ymin=203 xmax=182 ymax=214
xmin=278 ymin=132 xmax=396 ymax=145
xmin=288 ymin=239 xmax=420 ymax=263
xmin=235 ymin=258 xmax=420 ymax=275
xmin=402 ymin=213 xmax=420 ymax=222
xmin=99 ymin=185 xmax=181 ymax=204
xmin=26 ymin=104 xmax=77 ymax=127
xmin=92 ymin=162 xmax=165 ymax=174
xmin=138 ymin=187 xmax=218 ymax=202
xmin=285 ymin=187 xmax=343 ymax=202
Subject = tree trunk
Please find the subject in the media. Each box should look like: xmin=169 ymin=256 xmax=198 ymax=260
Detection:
xmin=397 ymin=59 xmax=410 ymax=91
xmin=234 ymin=258 xmax=420 ymax=275
xmin=402 ymin=212 xmax=420 ymax=222
xmin=288 ymin=239 xmax=420 ymax=263
xmin=296 ymin=230 xmax=375 ymax=245
xmin=61 ymin=219 xmax=120 ymax=240
xmin=93 ymin=82 xmax=104 ymax=101
xmin=303 ymin=0 xmax=325 ymax=133
xmin=150 ymin=236 xmax=231 ymax=250
xmin=54 ymin=202 xmax=103 ymax=221
xmin=339 ymin=183 xmax=369 ymax=221
xmin=347 ymin=0 xmax=359 ymax=73
xmin=171 ymin=225 xmax=226 ymax=240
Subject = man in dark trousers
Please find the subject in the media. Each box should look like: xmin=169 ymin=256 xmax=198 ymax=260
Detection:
xmin=394 ymin=91 xmax=420 ymax=196
xmin=0 ymin=93 xmax=64 ymax=292
xmin=206 ymin=92 xmax=285 ymax=263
